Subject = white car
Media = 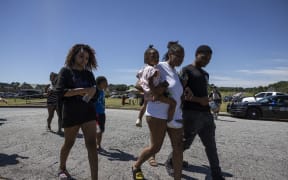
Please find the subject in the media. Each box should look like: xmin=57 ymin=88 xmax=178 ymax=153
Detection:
xmin=241 ymin=92 xmax=286 ymax=102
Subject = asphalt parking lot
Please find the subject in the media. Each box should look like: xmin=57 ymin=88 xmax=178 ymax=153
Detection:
xmin=0 ymin=108 xmax=288 ymax=180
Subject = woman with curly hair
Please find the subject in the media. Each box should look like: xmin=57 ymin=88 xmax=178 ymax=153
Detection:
xmin=56 ymin=44 xmax=99 ymax=180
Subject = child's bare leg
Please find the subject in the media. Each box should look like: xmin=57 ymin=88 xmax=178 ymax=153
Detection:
xmin=136 ymin=100 xmax=147 ymax=127
xmin=138 ymin=100 xmax=147 ymax=119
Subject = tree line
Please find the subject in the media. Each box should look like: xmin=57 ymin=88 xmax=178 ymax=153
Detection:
xmin=1 ymin=81 xmax=287 ymax=95
xmin=216 ymin=81 xmax=288 ymax=94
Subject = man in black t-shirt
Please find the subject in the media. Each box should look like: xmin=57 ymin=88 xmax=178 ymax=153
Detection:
xmin=165 ymin=45 xmax=225 ymax=180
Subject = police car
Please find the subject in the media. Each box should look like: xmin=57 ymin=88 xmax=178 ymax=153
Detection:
xmin=229 ymin=95 xmax=288 ymax=120
xmin=241 ymin=91 xmax=286 ymax=102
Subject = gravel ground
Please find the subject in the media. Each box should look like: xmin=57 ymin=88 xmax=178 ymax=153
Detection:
xmin=0 ymin=108 xmax=287 ymax=180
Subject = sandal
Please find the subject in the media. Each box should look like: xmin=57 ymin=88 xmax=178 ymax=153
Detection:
xmin=58 ymin=169 xmax=71 ymax=180
xmin=132 ymin=166 xmax=145 ymax=180
xmin=148 ymin=157 xmax=158 ymax=167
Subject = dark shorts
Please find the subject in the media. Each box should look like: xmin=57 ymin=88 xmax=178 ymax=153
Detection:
xmin=96 ymin=113 xmax=106 ymax=133
xmin=62 ymin=102 xmax=97 ymax=128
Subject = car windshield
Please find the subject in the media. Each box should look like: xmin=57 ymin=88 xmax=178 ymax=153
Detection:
xmin=257 ymin=97 xmax=271 ymax=103
xmin=255 ymin=93 xmax=265 ymax=98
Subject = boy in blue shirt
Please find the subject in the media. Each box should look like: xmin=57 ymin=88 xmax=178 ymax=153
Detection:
xmin=95 ymin=76 xmax=108 ymax=150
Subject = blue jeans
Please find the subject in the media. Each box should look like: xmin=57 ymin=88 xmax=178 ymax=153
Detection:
xmin=182 ymin=110 xmax=222 ymax=177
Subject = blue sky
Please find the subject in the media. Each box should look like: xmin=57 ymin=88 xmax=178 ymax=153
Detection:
xmin=0 ymin=0 xmax=287 ymax=88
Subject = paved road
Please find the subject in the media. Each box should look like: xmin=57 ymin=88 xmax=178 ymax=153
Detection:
xmin=0 ymin=108 xmax=287 ymax=180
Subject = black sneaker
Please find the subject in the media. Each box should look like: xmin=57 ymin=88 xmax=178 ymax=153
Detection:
xmin=182 ymin=160 xmax=189 ymax=168
xmin=57 ymin=130 xmax=64 ymax=136
xmin=164 ymin=158 xmax=174 ymax=177
xmin=212 ymin=175 xmax=225 ymax=180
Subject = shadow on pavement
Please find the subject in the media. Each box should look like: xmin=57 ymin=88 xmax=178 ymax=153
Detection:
xmin=48 ymin=131 xmax=84 ymax=138
xmin=157 ymin=163 xmax=233 ymax=180
xmin=0 ymin=118 xmax=7 ymax=126
xmin=0 ymin=153 xmax=29 ymax=167
xmin=183 ymin=164 xmax=233 ymax=180
xmin=215 ymin=119 xmax=236 ymax=122
xmin=98 ymin=148 xmax=137 ymax=161
xmin=0 ymin=175 xmax=12 ymax=180
xmin=181 ymin=174 xmax=197 ymax=180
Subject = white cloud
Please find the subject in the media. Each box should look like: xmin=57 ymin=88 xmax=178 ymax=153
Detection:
xmin=210 ymin=67 xmax=288 ymax=87
xmin=108 ymin=67 xmax=287 ymax=88
xmin=271 ymin=58 xmax=288 ymax=64
xmin=210 ymin=76 xmax=270 ymax=88
xmin=237 ymin=67 xmax=288 ymax=76
xmin=209 ymin=76 xmax=275 ymax=88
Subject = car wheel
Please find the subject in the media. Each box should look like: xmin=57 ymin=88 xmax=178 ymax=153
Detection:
xmin=246 ymin=108 xmax=261 ymax=120
xmin=226 ymin=103 xmax=231 ymax=113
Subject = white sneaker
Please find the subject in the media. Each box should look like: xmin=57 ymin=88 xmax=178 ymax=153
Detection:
xmin=167 ymin=119 xmax=183 ymax=129
xmin=58 ymin=170 xmax=71 ymax=180
xmin=135 ymin=118 xmax=142 ymax=127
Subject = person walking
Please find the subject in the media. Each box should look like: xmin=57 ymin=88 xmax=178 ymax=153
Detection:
xmin=136 ymin=45 xmax=176 ymax=127
xmin=135 ymin=44 xmax=175 ymax=167
xmin=94 ymin=76 xmax=108 ymax=150
xmin=132 ymin=41 xmax=184 ymax=180
xmin=166 ymin=45 xmax=225 ymax=180
xmin=209 ymin=85 xmax=222 ymax=120
xmin=56 ymin=44 xmax=99 ymax=180
xmin=46 ymin=72 xmax=63 ymax=134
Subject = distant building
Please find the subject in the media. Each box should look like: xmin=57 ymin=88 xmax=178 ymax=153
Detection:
xmin=0 ymin=82 xmax=15 ymax=92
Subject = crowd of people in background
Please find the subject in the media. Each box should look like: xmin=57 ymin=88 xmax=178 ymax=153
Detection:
xmin=44 ymin=43 xmax=225 ymax=180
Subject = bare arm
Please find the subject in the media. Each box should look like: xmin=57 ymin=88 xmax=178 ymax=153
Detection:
xmin=64 ymin=87 xmax=96 ymax=97
xmin=148 ymin=71 xmax=157 ymax=94
xmin=183 ymin=87 xmax=209 ymax=106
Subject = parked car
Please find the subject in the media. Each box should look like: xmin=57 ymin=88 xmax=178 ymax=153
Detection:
xmin=241 ymin=91 xmax=286 ymax=102
xmin=229 ymin=95 xmax=288 ymax=120
xmin=223 ymin=95 xmax=233 ymax=102
xmin=16 ymin=89 xmax=44 ymax=99
xmin=226 ymin=92 xmax=245 ymax=113
xmin=3 ymin=92 xmax=17 ymax=98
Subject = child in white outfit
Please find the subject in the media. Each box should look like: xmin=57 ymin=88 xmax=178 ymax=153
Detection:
xmin=135 ymin=45 xmax=176 ymax=127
